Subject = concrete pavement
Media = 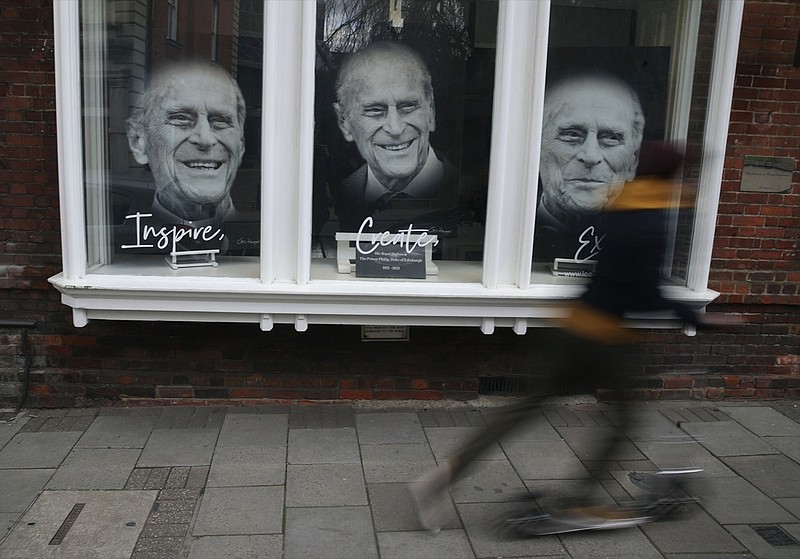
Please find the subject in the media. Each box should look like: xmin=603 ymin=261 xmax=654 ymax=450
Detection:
xmin=1 ymin=399 xmax=799 ymax=558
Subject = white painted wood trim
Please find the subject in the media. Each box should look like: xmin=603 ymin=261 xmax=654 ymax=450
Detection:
xmin=687 ymin=0 xmax=745 ymax=293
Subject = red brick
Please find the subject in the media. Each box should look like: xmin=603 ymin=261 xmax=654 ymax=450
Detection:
xmin=340 ymin=389 xmax=373 ymax=400
xmin=155 ymin=386 xmax=193 ymax=399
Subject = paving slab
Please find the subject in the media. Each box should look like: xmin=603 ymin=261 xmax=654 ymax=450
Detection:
xmin=722 ymin=454 xmax=800 ymax=498
xmin=206 ymin=445 xmax=286 ymax=487
xmin=775 ymin=497 xmax=800 ymax=519
xmin=216 ymin=413 xmax=287 ymax=447
xmin=718 ymin=406 xmax=800 ymax=436
xmin=0 ymin=490 xmax=156 ymax=559
xmin=0 ymin=469 xmax=55 ymax=512
xmin=640 ymin=504 xmax=747 ymax=555
xmin=356 ymin=412 xmax=426 ymax=444
xmin=488 ymin=410 xmax=563 ymax=442
xmin=46 ymin=448 xmax=140 ymax=490
xmin=284 ymin=506 xmax=378 ymax=559
xmin=555 ymin=425 xmax=647 ymax=461
xmin=451 ymin=459 xmax=529 ymax=503
xmin=192 ymin=486 xmax=283 ymax=536
xmin=0 ymin=431 xmax=82 ymax=469
xmin=0 ymin=513 xmax=17 ymax=541
xmin=424 ymin=426 xmax=505 ymax=463
xmin=626 ymin=409 xmax=688 ymax=442
xmin=287 ymin=427 xmax=359 ymax=464
xmin=682 ymin=420 xmax=782 ymax=457
xmin=560 ymin=527 xmax=663 ymax=559
xmin=368 ymin=482 xmax=460 ymax=531
xmin=186 ymin=534 xmax=283 ymax=559
xmin=75 ymin=415 xmax=156 ymax=448
xmin=286 ymin=463 xmax=367 ymax=507
xmin=501 ymin=440 xmax=591 ymax=480
xmin=661 ymin=554 xmax=754 ymax=559
xmin=690 ymin=476 xmax=797 ymax=524
xmin=360 ymin=443 xmax=436 ymax=483
xmin=725 ymin=523 xmax=800 ymax=559
xmin=764 ymin=435 xmax=800 ymax=462
xmin=377 ymin=529 xmax=475 ymax=559
xmin=0 ymin=415 xmax=30 ymax=449
xmin=137 ymin=428 xmax=218 ymax=467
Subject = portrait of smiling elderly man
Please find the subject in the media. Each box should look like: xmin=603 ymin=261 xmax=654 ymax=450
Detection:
xmin=332 ymin=41 xmax=456 ymax=232
xmin=533 ymin=73 xmax=645 ymax=263
xmin=124 ymin=61 xmax=246 ymax=251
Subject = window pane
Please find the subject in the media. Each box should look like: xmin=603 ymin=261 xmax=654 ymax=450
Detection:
xmin=82 ymin=0 xmax=262 ymax=275
xmin=532 ymin=0 xmax=707 ymax=286
xmin=311 ymin=0 xmax=496 ymax=277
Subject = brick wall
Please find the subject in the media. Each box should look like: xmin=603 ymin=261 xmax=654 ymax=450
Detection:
xmin=713 ymin=0 xmax=800 ymax=305
xmin=0 ymin=0 xmax=798 ymax=408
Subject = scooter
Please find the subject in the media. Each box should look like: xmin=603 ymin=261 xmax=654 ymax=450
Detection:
xmin=504 ymin=468 xmax=703 ymax=537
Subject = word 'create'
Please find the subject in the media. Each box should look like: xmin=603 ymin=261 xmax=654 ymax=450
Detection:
xmin=355 ymin=217 xmax=439 ymax=255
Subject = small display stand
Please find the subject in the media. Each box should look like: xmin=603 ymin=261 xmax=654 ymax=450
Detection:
xmin=550 ymin=258 xmax=596 ymax=278
xmin=165 ymin=249 xmax=220 ymax=270
xmin=335 ymin=233 xmax=438 ymax=277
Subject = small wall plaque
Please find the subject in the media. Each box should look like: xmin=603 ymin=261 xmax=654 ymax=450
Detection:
xmin=362 ymin=326 xmax=410 ymax=341
xmin=741 ymin=156 xmax=794 ymax=193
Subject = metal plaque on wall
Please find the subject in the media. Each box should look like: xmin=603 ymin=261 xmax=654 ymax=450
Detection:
xmin=740 ymin=156 xmax=795 ymax=193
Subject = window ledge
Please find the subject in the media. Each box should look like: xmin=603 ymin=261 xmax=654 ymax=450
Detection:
xmin=48 ymin=266 xmax=718 ymax=334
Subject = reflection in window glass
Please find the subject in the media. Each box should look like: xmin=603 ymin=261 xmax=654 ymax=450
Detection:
xmin=532 ymin=0 xmax=708 ymax=286
xmin=312 ymin=0 xmax=497 ymax=268
xmin=82 ymin=0 xmax=262 ymax=271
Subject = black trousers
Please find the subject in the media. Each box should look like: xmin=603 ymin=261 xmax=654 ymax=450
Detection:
xmin=448 ymin=330 xmax=638 ymax=503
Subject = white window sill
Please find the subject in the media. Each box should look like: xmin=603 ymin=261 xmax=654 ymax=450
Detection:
xmin=49 ymin=258 xmax=718 ymax=333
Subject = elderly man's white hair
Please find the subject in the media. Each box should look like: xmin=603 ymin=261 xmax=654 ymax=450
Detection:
xmin=128 ymin=61 xmax=246 ymax=132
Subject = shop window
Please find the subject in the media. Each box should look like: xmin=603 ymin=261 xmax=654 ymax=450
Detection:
xmin=311 ymin=0 xmax=495 ymax=282
xmin=51 ymin=0 xmax=742 ymax=331
xmin=530 ymin=0 xmax=724 ymax=293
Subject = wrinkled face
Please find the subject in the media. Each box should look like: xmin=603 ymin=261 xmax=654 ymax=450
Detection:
xmin=336 ymin=57 xmax=435 ymax=189
xmin=540 ymin=83 xmax=640 ymax=214
xmin=134 ymin=69 xmax=244 ymax=208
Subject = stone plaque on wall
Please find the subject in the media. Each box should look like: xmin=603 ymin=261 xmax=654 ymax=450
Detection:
xmin=740 ymin=156 xmax=795 ymax=193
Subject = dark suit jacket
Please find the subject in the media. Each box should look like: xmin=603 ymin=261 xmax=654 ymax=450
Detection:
xmin=332 ymin=152 xmax=458 ymax=233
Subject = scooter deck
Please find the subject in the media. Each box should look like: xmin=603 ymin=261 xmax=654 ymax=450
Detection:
xmin=506 ymin=512 xmax=653 ymax=537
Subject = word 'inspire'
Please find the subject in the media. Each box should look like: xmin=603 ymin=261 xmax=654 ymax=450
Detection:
xmin=356 ymin=217 xmax=438 ymax=255
xmin=121 ymin=212 xmax=224 ymax=250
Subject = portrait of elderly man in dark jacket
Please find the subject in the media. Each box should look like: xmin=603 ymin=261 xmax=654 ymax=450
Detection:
xmin=121 ymin=61 xmax=246 ymax=253
xmin=533 ymin=73 xmax=645 ymax=263
xmin=332 ymin=41 xmax=456 ymax=233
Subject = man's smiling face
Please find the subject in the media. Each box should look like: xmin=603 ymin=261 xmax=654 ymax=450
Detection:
xmin=336 ymin=55 xmax=435 ymax=191
xmin=138 ymin=67 xmax=244 ymax=214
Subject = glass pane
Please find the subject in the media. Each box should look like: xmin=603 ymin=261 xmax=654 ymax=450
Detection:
xmin=532 ymin=0 xmax=708 ymax=286
xmin=82 ymin=0 xmax=262 ymax=275
xmin=312 ymin=0 xmax=496 ymax=278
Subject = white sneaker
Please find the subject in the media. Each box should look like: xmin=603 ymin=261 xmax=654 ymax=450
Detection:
xmin=408 ymin=463 xmax=453 ymax=532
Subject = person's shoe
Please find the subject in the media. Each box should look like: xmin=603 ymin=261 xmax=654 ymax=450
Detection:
xmin=408 ymin=462 xmax=453 ymax=532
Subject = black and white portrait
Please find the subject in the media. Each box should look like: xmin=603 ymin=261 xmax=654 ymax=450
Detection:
xmin=330 ymin=41 xmax=458 ymax=233
xmin=533 ymin=47 xmax=670 ymax=264
xmin=116 ymin=61 xmax=247 ymax=254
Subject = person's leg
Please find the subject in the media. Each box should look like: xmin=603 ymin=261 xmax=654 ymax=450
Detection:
xmin=409 ymin=388 xmax=552 ymax=530
xmin=409 ymin=331 xmax=570 ymax=531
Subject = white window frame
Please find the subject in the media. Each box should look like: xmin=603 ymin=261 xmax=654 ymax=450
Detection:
xmin=49 ymin=0 xmax=744 ymax=334
xmin=167 ymin=0 xmax=178 ymax=41
xmin=211 ymin=0 xmax=219 ymax=61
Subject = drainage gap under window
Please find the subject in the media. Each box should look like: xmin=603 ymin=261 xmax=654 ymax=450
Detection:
xmin=477 ymin=376 xmax=592 ymax=397
xmin=753 ymin=525 xmax=800 ymax=546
